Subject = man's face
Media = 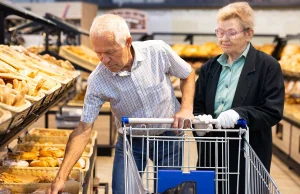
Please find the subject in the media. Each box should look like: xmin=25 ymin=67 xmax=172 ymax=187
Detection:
xmin=91 ymin=32 xmax=131 ymax=72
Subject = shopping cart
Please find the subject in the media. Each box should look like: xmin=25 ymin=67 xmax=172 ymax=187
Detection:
xmin=122 ymin=117 xmax=280 ymax=194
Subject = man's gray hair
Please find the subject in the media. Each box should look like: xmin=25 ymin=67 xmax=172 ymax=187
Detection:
xmin=90 ymin=14 xmax=130 ymax=47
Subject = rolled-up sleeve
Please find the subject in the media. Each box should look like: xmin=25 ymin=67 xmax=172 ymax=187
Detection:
xmin=161 ymin=41 xmax=191 ymax=79
xmin=80 ymin=77 xmax=105 ymax=123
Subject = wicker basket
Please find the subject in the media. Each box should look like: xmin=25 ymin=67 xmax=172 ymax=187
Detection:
xmin=26 ymin=128 xmax=97 ymax=146
xmin=0 ymin=156 xmax=89 ymax=184
xmin=0 ymin=108 xmax=12 ymax=135
xmin=0 ymin=167 xmax=82 ymax=183
xmin=0 ymin=99 xmax=32 ymax=128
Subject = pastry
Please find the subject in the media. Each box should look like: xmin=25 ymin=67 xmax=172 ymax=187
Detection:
xmin=19 ymin=151 xmax=39 ymax=160
xmin=39 ymin=147 xmax=65 ymax=158
xmin=7 ymin=151 xmax=39 ymax=161
xmin=30 ymin=157 xmax=58 ymax=167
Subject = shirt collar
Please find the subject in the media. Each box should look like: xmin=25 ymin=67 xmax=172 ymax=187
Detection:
xmin=132 ymin=42 xmax=145 ymax=62
xmin=112 ymin=42 xmax=145 ymax=77
xmin=217 ymin=43 xmax=250 ymax=66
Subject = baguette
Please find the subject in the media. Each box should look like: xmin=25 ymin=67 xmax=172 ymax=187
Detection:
xmin=2 ymin=87 xmax=10 ymax=104
xmin=0 ymin=73 xmax=28 ymax=81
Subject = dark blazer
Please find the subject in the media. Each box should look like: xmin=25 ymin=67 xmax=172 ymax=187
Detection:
xmin=193 ymin=43 xmax=284 ymax=193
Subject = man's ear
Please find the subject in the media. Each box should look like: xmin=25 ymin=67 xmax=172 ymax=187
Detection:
xmin=126 ymin=36 xmax=132 ymax=47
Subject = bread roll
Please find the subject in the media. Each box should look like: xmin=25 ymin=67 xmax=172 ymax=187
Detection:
xmin=30 ymin=157 xmax=58 ymax=167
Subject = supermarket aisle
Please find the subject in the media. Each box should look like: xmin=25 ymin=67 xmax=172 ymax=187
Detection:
xmin=96 ymin=151 xmax=300 ymax=194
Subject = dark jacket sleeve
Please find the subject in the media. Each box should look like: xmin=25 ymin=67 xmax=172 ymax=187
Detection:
xmin=233 ymin=56 xmax=285 ymax=130
xmin=193 ymin=62 xmax=208 ymax=116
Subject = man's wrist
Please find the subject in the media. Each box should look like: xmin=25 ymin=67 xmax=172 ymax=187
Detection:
xmin=179 ymin=107 xmax=193 ymax=114
xmin=54 ymin=174 xmax=68 ymax=183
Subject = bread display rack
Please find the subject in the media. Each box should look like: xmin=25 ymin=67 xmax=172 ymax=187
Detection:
xmin=0 ymin=3 xmax=97 ymax=192
xmin=271 ymin=33 xmax=300 ymax=175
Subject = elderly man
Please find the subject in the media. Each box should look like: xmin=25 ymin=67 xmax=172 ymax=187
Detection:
xmin=48 ymin=14 xmax=195 ymax=194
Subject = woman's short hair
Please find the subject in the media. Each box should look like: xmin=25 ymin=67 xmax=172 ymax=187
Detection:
xmin=90 ymin=14 xmax=130 ymax=47
xmin=217 ymin=2 xmax=254 ymax=30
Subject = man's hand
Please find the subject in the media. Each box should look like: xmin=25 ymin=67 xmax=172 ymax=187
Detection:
xmin=215 ymin=109 xmax=240 ymax=129
xmin=47 ymin=179 xmax=65 ymax=194
xmin=172 ymin=109 xmax=194 ymax=129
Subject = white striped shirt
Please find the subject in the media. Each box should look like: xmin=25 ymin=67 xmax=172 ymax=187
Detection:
xmin=81 ymin=40 xmax=191 ymax=134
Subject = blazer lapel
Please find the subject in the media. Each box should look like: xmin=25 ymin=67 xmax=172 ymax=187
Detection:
xmin=232 ymin=44 xmax=257 ymax=108
xmin=206 ymin=61 xmax=222 ymax=117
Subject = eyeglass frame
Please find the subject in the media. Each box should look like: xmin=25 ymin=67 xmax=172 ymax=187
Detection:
xmin=215 ymin=28 xmax=249 ymax=39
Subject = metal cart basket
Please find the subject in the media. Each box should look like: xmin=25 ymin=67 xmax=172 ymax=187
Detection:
xmin=122 ymin=117 xmax=280 ymax=194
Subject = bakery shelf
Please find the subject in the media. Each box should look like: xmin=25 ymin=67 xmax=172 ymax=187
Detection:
xmin=283 ymin=103 xmax=300 ymax=128
xmin=139 ymin=32 xmax=280 ymax=63
xmin=272 ymin=103 xmax=300 ymax=175
xmin=0 ymin=80 xmax=77 ymax=150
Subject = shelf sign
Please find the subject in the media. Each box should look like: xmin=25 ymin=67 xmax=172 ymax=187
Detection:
xmin=108 ymin=9 xmax=148 ymax=33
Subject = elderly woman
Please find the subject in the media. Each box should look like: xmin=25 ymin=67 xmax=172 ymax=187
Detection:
xmin=193 ymin=2 xmax=284 ymax=193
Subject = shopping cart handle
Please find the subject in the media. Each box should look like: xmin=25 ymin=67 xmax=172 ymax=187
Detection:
xmin=237 ymin=119 xmax=247 ymax=128
xmin=122 ymin=116 xmax=219 ymax=125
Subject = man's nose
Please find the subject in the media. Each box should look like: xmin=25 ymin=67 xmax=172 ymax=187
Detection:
xmin=101 ymin=55 xmax=110 ymax=64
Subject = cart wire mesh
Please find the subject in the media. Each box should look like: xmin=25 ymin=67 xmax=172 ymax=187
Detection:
xmin=122 ymin=117 xmax=280 ymax=194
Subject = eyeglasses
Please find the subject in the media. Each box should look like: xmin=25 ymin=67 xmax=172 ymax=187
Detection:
xmin=215 ymin=28 xmax=248 ymax=40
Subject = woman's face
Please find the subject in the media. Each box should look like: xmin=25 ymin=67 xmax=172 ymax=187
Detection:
xmin=216 ymin=18 xmax=252 ymax=56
